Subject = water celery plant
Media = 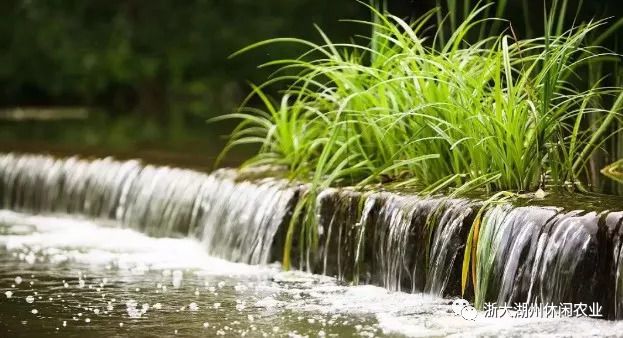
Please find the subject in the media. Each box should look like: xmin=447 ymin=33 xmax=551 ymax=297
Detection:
xmin=216 ymin=3 xmax=623 ymax=269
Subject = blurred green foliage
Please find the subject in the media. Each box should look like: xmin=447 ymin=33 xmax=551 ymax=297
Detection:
xmin=0 ymin=0 xmax=621 ymax=153
xmin=0 ymin=0 xmax=366 ymax=145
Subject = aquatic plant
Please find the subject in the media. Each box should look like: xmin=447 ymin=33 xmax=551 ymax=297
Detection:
xmin=216 ymin=2 xmax=623 ymax=269
xmin=602 ymin=159 xmax=623 ymax=183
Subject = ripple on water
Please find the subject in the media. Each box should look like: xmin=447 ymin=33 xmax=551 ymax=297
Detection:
xmin=0 ymin=210 xmax=622 ymax=337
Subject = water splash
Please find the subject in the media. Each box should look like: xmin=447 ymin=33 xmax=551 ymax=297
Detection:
xmin=474 ymin=203 xmax=622 ymax=317
xmin=313 ymin=188 xmax=622 ymax=317
xmin=315 ymin=190 xmax=475 ymax=295
xmin=315 ymin=188 xmax=363 ymax=281
xmin=0 ymin=153 xmax=296 ymax=265
xmin=2 ymin=152 xmax=623 ymax=318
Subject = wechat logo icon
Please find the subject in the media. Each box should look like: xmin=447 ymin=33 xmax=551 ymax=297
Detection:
xmin=452 ymin=298 xmax=478 ymax=321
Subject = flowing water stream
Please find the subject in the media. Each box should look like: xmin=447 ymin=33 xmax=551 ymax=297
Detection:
xmin=1 ymin=153 xmax=623 ymax=337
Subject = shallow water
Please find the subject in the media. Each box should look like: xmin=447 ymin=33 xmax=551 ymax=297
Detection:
xmin=0 ymin=211 xmax=622 ymax=337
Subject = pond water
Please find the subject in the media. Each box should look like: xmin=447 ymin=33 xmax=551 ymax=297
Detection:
xmin=0 ymin=210 xmax=621 ymax=337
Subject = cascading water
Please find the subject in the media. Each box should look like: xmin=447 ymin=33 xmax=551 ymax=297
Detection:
xmin=424 ymin=198 xmax=475 ymax=296
xmin=311 ymin=187 xmax=623 ymax=318
xmin=314 ymin=190 xmax=475 ymax=295
xmin=0 ymin=153 xmax=297 ymax=265
xmin=474 ymin=204 xmax=623 ymax=317
xmin=2 ymin=152 xmax=623 ymax=319
xmin=315 ymin=188 xmax=363 ymax=281
xmin=610 ymin=211 xmax=623 ymax=319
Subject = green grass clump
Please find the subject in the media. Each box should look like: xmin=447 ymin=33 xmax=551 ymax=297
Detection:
xmin=216 ymin=3 xmax=623 ymax=269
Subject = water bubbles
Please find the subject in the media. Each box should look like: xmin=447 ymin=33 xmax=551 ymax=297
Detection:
xmin=26 ymin=295 xmax=35 ymax=303
xmin=172 ymin=270 xmax=183 ymax=288
xmin=188 ymin=302 xmax=199 ymax=311
xmin=318 ymin=330 xmax=326 ymax=337
xmin=93 ymin=308 xmax=100 ymax=315
xmin=153 ymin=303 xmax=162 ymax=310
xmin=85 ymin=318 xmax=91 ymax=323
xmin=78 ymin=279 xmax=85 ymax=288
xmin=217 ymin=281 xmax=225 ymax=288
xmin=126 ymin=299 xmax=142 ymax=318
xmin=234 ymin=284 xmax=248 ymax=292
xmin=31 ymin=309 xmax=38 ymax=314
xmin=15 ymin=276 xmax=22 ymax=285
xmin=213 ymin=302 xmax=221 ymax=309
xmin=256 ymin=296 xmax=279 ymax=308
xmin=62 ymin=321 xmax=67 ymax=327
xmin=5 ymin=291 xmax=13 ymax=298
xmin=141 ymin=303 xmax=150 ymax=314
xmin=203 ymin=322 xmax=209 ymax=328
xmin=127 ymin=307 xmax=142 ymax=318
xmin=107 ymin=304 xmax=114 ymax=311
xmin=63 ymin=282 xmax=69 ymax=288
xmin=119 ymin=323 xmax=124 ymax=327
xmin=25 ymin=253 xmax=36 ymax=264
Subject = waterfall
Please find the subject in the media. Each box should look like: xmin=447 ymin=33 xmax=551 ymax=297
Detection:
xmin=312 ymin=187 xmax=623 ymax=318
xmin=611 ymin=211 xmax=623 ymax=319
xmin=315 ymin=190 xmax=475 ymax=295
xmin=471 ymin=204 xmax=623 ymax=317
xmin=0 ymin=153 xmax=297 ymax=265
xmin=315 ymin=188 xmax=363 ymax=280
xmin=1 ymin=152 xmax=623 ymax=318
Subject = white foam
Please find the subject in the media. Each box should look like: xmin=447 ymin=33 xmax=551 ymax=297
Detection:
xmin=1 ymin=209 xmax=622 ymax=337
xmin=0 ymin=210 xmax=273 ymax=275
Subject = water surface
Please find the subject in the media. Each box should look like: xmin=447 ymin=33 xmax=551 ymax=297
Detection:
xmin=0 ymin=211 xmax=620 ymax=337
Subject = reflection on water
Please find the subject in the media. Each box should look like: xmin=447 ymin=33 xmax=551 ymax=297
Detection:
xmin=0 ymin=211 xmax=621 ymax=337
